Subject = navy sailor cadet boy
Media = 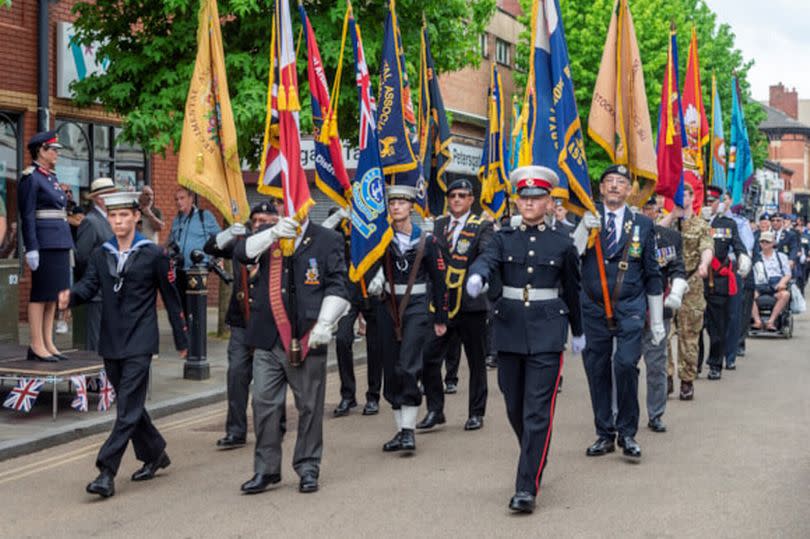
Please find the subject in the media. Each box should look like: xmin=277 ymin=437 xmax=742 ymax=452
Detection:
xmin=571 ymin=164 xmax=663 ymax=462
xmin=467 ymin=166 xmax=583 ymax=514
xmin=59 ymin=191 xmax=188 ymax=499
xmin=367 ymin=184 xmax=448 ymax=455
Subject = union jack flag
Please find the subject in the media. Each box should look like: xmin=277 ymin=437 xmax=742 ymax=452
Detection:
xmin=70 ymin=375 xmax=88 ymax=412
xmin=97 ymin=370 xmax=116 ymax=412
xmin=355 ymin=20 xmax=376 ymax=150
xmin=3 ymin=378 xmax=44 ymax=413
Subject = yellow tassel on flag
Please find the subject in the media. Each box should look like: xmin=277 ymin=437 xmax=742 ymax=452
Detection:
xmin=278 ymin=85 xmax=288 ymax=111
xmin=287 ymin=86 xmax=300 ymax=111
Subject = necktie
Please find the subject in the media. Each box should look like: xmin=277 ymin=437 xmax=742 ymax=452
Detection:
xmin=446 ymin=220 xmax=458 ymax=249
xmin=605 ymin=212 xmax=618 ymax=258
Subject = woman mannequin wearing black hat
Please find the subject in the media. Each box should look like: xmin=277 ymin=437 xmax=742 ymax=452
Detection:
xmin=18 ymin=130 xmax=74 ymax=361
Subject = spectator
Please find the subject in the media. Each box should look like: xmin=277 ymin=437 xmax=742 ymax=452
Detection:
xmin=138 ymin=186 xmax=164 ymax=243
xmin=168 ymin=186 xmax=221 ymax=317
xmin=61 ymin=184 xmax=85 ymax=242
xmin=752 ymin=230 xmax=791 ymax=331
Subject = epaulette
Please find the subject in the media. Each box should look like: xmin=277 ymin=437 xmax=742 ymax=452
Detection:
xmin=21 ymin=166 xmax=35 ymax=176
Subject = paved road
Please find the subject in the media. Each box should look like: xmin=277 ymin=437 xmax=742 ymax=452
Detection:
xmin=2 ymin=315 xmax=809 ymax=538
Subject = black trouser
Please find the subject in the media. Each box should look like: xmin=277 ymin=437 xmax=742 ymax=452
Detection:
xmin=335 ymin=300 xmax=383 ymax=403
xmin=85 ymin=301 xmax=103 ymax=353
xmin=96 ymin=355 xmax=165 ymax=475
xmin=378 ymin=301 xmax=429 ymax=409
xmin=498 ymin=352 xmax=563 ymax=496
xmin=422 ymin=311 xmax=488 ymax=417
xmin=738 ymin=286 xmax=755 ymax=352
xmin=443 ymin=333 xmax=462 ymax=385
xmin=486 ymin=309 xmax=497 ymax=358
xmin=225 ymin=326 xmax=253 ymax=439
xmin=705 ymin=294 xmax=731 ymax=371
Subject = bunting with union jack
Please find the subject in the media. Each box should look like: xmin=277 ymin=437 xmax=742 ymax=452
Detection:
xmin=3 ymin=378 xmax=44 ymax=413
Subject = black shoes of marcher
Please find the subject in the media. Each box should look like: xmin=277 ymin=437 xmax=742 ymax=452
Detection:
xmin=333 ymin=398 xmax=357 ymax=417
xmin=216 ymin=434 xmax=246 ymax=449
xmin=679 ymin=381 xmax=694 ymax=400
xmin=299 ymin=473 xmax=319 ymax=493
xmin=131 ymin=451 xmax=171 ymax=481
xmin=399 ymin=428 xmax=416 ymax=451
xmin=585 ymin=437 xmax=615 ymax=457
xmin=485 ymin=355 xmax=497 ymax=369
xmin=707 ymin=368 xmax=722 ymax=380
xmin=362 ymin=400 xmax=379 ymax=416
xmin=667 ymin=375 xmax=674 ymax=396
xmin=508 ymin=491 xmax=536 ymax=514
xmin=647 ymin=417 xmax=667 ymax=433
xmin=618 ymin=436 xmax=642 ymax=459
xmin=416 ymin=411 xmax=446 ymax=430
xmin=725 ymin=361 xmax=736 ymax=370
xmin=240 ymin=473 xmax=281 ymax=494
xmin=86 ymin=470 xmax=115 ymax=498
xmin=383 ymin=431 xmax=403 ymax=452
xmin=444 ymin=382 xmax=458 ymax=394
xmin=464 ymin=416 xmax=484 ymax=431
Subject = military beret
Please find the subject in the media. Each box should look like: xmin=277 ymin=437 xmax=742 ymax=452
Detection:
xmin=250 ymin=200 xmax=279 ymax=217
xmin=599 ymin=164 xmax=631 ymax=183
xmin=769 ymin=212 xmax=785 ymax=220
xmin=446 ymin=178 xmax=474 ymax=195
xmin=643 ymin=197 xmax=658 ymax=207
xmin=27 ymin=130 xmax=63 ymax=152
xmin=509 ymin=165 xmax=559 ymax=197
xmin=760 ymin=213 xmax=771 ymax=221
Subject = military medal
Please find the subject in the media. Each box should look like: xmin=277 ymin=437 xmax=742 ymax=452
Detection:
xmin=629 ymin=225 xmax=642 ymax=258
xmin=304 ymin=258 xmax=320 ymax=285
xmin=456 ymin=238 xmax=471 ymax=255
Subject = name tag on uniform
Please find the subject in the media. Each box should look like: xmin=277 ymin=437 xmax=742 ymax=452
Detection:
xmin=712 ymin=227 xmax=731 ymax=239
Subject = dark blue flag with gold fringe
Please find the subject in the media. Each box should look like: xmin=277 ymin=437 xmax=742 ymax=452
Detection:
xmin=479 ymin=64 xmax=509 ymax=220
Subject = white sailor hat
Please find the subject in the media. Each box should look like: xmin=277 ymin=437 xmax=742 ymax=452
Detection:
xmin=387 ymin=185 xmax=418 ymax=202
xmin=100 ymin=191 xmax=141 ymax=211
xmin=509 ymin=166 xmax=559 ymax=197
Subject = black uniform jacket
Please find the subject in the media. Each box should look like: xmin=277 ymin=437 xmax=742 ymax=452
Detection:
xmin=707 ymin=214 xmax=747 ymax=296
xmin=235 ymin=222 xmax=349 ymax=353
xmin=470 ymin=221 xmax=583 ymax=355
xmin=70 ymin=234 xmax=189 ymax=359
xmin=433 ymin=213 xmax=494 ymax=316
xmin=654 ymin=225 xmax=686 ymax=319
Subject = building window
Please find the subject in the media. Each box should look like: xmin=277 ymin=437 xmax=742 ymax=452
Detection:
xmin=495 ymin=38 xmax=511 ymax=68
xmin=480 ymin=33 xmax=489 ymax=59
xmin=0 ymin=111 xmax=22 ymax=257
xmin=55 ymin=120 xmax=148 ymax=203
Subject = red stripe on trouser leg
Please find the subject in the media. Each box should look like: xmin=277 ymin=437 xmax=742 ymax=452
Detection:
xmin=535 ymin=353 xmax=564 ymax=493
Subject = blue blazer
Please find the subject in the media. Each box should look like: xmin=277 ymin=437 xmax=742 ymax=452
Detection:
xmin=17 ymin=164 xmax=73 ymax=251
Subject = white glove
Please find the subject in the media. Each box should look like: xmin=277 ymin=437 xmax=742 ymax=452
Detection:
xmin=664 ymin=277 xmax=689 ymax=312
xmin=583 ymin=211 xmax=602 ymax=230
xmin=700 ymin=207 xmax=713 ymax=221
xmin=25 ymin=250 xmax=40 ymax=271
xmin=308 ymin=295 xmax=351 ymax=348
xmin=717 ymin=201 xmax=727 ymax=214
xmin=215 ymin=223 xmax=247 ymax=249
xmin=572 ymin=220 xmax=589 ymax=256
xmin=466 ymin=274 xmax=484 ymax=298
xmin=244 ymin=217 xmax=298 ymax=258
xmin=648 ymin=294 xmax=666 ymax=345
xmin=571 ymin=334 xmax=586 ymax=355
xmin=509 ymin=215 xmax=522 ymax=228
xmin=366 ymin=267 xmax=385 ymax=297
xmin=737 ymin=254 xmax=752 ymax=278
xmin=321 ymin=207 xmax=350 ymax=230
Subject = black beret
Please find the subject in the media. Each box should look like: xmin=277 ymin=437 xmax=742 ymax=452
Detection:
xmin=250 ymin=200 xmax=278 ymax=217
xmin=446 ymin=178 xmax=474 ymax=195
xmin=599 ymin=164 xmax=631 ymax=183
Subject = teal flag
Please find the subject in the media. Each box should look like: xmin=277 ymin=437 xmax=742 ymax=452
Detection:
xmin=726 ymin=77 xmax=753 ymax=205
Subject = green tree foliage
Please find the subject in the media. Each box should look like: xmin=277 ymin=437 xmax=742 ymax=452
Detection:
xmin=514 ymin=0 xmax=767 ymax=181
xmin=70 ymin=0 xmax=496 ymax=166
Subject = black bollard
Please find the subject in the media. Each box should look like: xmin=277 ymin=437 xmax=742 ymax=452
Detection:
xmin=183 ymin=250 xmax=211 ymax=380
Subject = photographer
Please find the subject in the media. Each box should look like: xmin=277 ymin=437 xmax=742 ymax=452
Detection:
xmin=168 ymin=187 xmax=221 ymax=318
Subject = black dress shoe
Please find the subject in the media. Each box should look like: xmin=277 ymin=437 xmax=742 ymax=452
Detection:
xmin=216 ymin=434 xmax=246 ymax=449
xmin=679 ymin=381 xmax=694 ymax=401
xmin=725 ymin=361 xmax=736 ymax=370
xmin=619 ymin=436 xmax=642 ymax=459
xmin=240 ymin=473 xmax=281 ymax=494
xmin=399 ymin=428 xmax=416 ymax=451
xmin=27 ymin=347 xmax=58 ymax=362
xmin=383 ymin=431 xmax=403 ymax=452
xmin=299 ymin=473 xmax=319 ymax=493
xmin=362 ymin=400 xmax=379 ymax=416
xmin=508 ymin=491 xmax=536 ymax=513
xmin=485 ymin=355 xmax=497 ymax=369
xmin=131 ymin=451 xmax=171 ymax=481
xmin=464 ymin=416 xmax=484 ymax=431
xmin=647 ymin=417 xmax=667 ymax=433
xmin=86 ymin=470 xmax=115 ymax=498
xmin=53 ymin=353 xmax=70 ymax=361
xmin=416 ymin=411 xmax=446 ymax=430
xmin=444 ymin=382 xmax=458 ymax=394
xmin=585 ymin=437 xmax=615 ymax=456
xmin=707 ymin=367 xmax=722 ymax=380
xmin=333 ymin=398 xmax=357 ymax=417
xmin=557 ymin=376 xmax=563 ymax=393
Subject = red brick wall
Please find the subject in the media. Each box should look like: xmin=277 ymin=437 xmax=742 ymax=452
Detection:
xmin=770 ymin=83 xmax=799 ymax=120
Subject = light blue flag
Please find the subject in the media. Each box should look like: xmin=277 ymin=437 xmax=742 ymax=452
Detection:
xmin=726 ymin=77 xmax=753 ymax=206
xmin=709 ymin=75 xmax=726 ymax=189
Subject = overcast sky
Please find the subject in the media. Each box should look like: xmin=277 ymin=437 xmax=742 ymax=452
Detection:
xmin=704 ymin=0 xmax=810 ymax=101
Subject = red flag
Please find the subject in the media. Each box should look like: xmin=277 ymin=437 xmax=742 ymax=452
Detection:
xmin=655 ymin=26 xmax=684 ymax=203
xmin=681 ymin=27 xmax=709 ymax=212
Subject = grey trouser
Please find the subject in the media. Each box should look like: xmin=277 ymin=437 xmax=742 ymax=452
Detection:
xmin=642 ymin=319 xmax=671 ymax=421
xmin=226 ymin=326 xmax=253 ymax=439
xmin=252 ymin=344 xmax=326 ymax=478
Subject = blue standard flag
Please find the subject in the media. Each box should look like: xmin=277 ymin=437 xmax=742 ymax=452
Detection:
xmin=479 ymin=64 xmax=510 ymax=220
xmin=726 ymin=76 xmax=753 ymax=206
xmin=528 ymin=0 xmax=595 ymax=216
xmin=348 ymin=7 xmax=392 ymax=283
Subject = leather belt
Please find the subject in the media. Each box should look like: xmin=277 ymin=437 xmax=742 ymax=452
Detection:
xmin=388 ymin=283 xmax=427 ymax=295
xmin=35 ymin=209 xmax=67 ymax=219
xmin=502 ymin=286 xmax=558 ymax=302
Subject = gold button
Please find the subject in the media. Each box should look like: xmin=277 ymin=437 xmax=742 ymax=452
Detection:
xmin=539 ymin=224 xmax=546 ymax=231
xmin=528 ymin=250 xmax=535 ymax=256
xmin=527 ymin=267 xmax=534 ymax=273
xmin=508 ymin=256 xmax=513 ymax=261
xmin=524 ymin=301 xmax=531 ymax=307
xmin=530 ymin=237 xmax=536 ymax=242
xmin=519 ymin=224 xmax=527 ymax=231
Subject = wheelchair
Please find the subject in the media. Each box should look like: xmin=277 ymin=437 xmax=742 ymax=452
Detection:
xmin=748 ymin=281 xmax=794 ymax=339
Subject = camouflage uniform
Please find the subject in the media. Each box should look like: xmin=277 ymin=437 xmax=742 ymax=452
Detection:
xmin=676 ymin=215 xmax=713 ymax=383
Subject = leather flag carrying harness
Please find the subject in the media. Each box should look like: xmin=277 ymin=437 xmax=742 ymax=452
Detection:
xmin=384 ymin=234 xmax=427 ymax=341
xmin=268 ymin=243 xmax=311 ymax=365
